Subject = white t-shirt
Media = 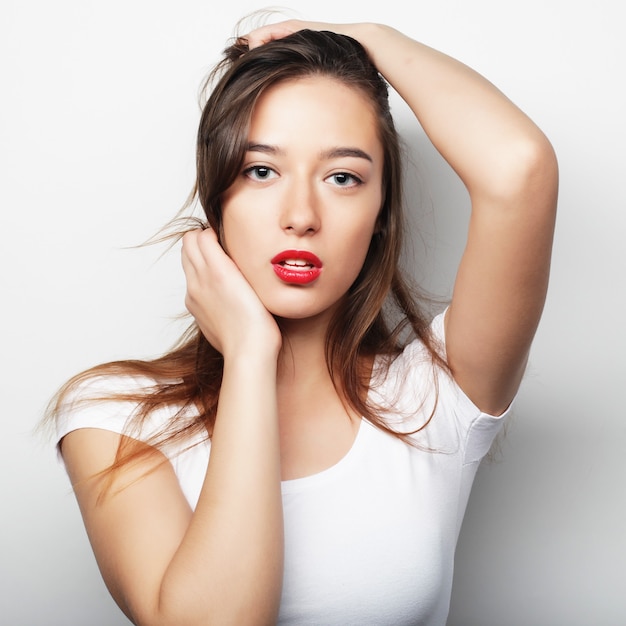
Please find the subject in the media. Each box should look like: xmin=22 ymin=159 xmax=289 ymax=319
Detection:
xmin=56 ymin=312 xmax=511 ymax=625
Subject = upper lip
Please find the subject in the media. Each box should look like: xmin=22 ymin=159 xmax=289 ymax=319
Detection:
xmin=271 ymin=249 xmax=323 ymax=268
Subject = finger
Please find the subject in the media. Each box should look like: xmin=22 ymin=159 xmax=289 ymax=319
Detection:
xmin=244 ymin=20 xmax=303 ymax=49
xmin=182 ymin=227 xmax=218 ymax=262
xmin=195 ymin=227 xmax=222 ymax=266
xmin=182 ymin=227 xmax=233 ymax=289
xmin=181 ymin=229 xmax=210 ymax=277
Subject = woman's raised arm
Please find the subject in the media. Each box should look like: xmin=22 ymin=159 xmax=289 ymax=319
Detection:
xmin=248 ymin=21 xmax=558 ymax=414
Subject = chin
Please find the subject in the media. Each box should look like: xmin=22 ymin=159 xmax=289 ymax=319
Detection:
xmin=252 ymin=278 xmax=348 ymax=325
xmin=270 ymin=307 xmax=328 ymax=322
xmin=264 ymin=296 xmax=343 ymax=326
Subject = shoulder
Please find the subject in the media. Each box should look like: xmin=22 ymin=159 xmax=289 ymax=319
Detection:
xmin=54 ymin=373 xmax=180 ymax=450
xmin=370 ymin=310 xmax=512 ymax=455
xmin=370 ymin=310 xmax=446 ymax=394
xmin=368 ymin=311 xmax=445 ymax=427
xmin=56 ymin=372 xmax=208 ymax=508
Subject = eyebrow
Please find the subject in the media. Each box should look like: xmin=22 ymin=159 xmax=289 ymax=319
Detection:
xmin=246 ymin=143 xmax=373 ymax=163
xmin=320 ymin=147 xmax=373 ymax=162
xmin=247 ymin=143 xmax=283 ymax=155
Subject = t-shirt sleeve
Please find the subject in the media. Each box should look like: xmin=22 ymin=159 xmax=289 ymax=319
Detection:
xmin=370 ymin=309 xmax=515 ymax=465
xmin=57 ymin=378 xmax=131 ymax=438
xmin=428 ymin=309 xmax=514 ymax=465
xmin=54 ymin=375 xmax=164 ymax=461
xmin=54 ymin=376 xmax=209 ymax=508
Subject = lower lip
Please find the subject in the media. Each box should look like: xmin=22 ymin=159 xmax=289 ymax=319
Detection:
xmin=272 ymin=263 xmax=322 ymax=285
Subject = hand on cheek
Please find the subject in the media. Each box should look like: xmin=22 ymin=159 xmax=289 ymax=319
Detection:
xmin=181 ymin=228 xmax=282 ymax=358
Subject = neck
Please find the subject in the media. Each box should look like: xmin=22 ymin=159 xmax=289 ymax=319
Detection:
xmin=273 ymin=311 xmax=374 ymax=425
xmin=276 ymin=314 xmax=330 ymax=387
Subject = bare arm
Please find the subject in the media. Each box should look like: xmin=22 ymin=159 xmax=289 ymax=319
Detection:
xmin=248 ymin=21 xmax=558 ymax=414
xmin=62 ymin=228 xmax=284 ymax=625
xmin=351 ymin=24 xmax=558 ymax=415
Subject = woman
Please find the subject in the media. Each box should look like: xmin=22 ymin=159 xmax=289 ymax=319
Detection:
xmin=49 ymin=18 xmax=558 ymax=626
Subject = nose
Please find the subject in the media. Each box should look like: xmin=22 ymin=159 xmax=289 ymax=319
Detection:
xmin=279 ymin=178 xmax=321 ymax=236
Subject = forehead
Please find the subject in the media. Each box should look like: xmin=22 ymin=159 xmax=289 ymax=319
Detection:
xmin=248 ymin=75 xmax=383 ymax=157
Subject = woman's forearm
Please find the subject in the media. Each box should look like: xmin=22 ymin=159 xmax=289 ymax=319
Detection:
xmin=155 ymin=348 xmax=283 ymax=626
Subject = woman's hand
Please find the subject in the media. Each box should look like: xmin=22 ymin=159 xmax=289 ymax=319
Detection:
xmin=243 ymin=19 xmax=359 ymax=49
xmin=181 ymin=227 xmax=281 ymax=358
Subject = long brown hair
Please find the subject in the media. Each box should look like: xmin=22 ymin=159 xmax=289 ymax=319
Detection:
xmin=46 ymin=29 xmax=447 ymax=471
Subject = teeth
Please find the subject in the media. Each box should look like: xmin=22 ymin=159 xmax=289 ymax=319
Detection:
xmin=284 ymin=259 xmax=311 ymax=267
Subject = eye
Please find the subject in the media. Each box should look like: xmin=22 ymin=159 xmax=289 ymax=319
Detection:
xmin=326 ymin=172 xmax=363 ymax=188
xmin=243 ymin=165 xmax=278 ymax=181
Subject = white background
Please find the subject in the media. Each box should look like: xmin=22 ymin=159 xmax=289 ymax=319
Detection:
xmin=2 ymin=1 xmax=625 ymax=624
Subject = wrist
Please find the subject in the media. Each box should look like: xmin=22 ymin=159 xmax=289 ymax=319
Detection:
xmin=221 ymin=332 xmax=282 ymax=366
xmin=340 ymin=23 xmax=398 ymax=62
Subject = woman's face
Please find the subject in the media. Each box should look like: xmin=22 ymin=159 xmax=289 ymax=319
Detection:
xmin=221 ymin=75 xmax=384 ymax=323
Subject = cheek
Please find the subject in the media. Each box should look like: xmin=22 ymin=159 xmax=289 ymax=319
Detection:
xmin=220 ymin=197 xmax=261 ymax=257
xmin=220 ymin=220 xmax=252 ymax=277
xmin=335 ymin=220 xmax=379 ymax=277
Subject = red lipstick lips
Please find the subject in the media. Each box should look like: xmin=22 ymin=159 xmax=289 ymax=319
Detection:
xmin=271 ymin=250 xmax=322 ymax=285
